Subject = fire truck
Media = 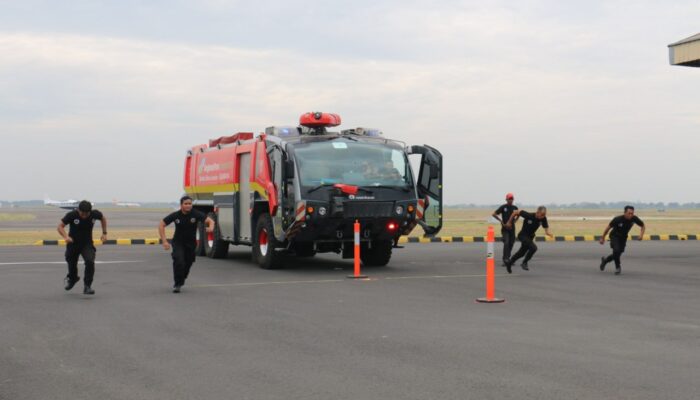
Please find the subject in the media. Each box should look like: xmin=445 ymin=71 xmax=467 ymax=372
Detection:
xmin=184 ymin=112 xmax=442 ymax=269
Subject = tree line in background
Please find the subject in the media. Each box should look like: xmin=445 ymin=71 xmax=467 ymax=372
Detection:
xmin=447 ymin=202 xmax=700 ymax=210
xmin=0 ymin=200 xmax=177 ymax=208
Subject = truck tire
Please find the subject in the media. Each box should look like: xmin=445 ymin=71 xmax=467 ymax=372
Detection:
xmin=253 ymin=213 xmax=282 ymax=269
xmin=361 ymin=240 xmax=393 ymax=267
xmin=204 ymin=212 xmax=229 ymax=259
xmin=294 ymin=242 xmax=316 ymax=258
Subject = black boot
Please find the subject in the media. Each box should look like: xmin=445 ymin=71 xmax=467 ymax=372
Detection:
xmin=521 ymin=262 xmax=529 ymax=271
xmin=615 ymin=266 xmax=621 ymax=275
xmin=505 ymin=259 xmax=513 ymax=274
xmin=64 ymin=276 xmax=80 ymax=291
xmin=600 ymin=257 xmax=607 ymax=271
xmin=83 ymin=285 xmax=95 ymax=295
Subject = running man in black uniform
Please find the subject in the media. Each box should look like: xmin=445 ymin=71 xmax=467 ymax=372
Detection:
xmin=159 ymin=196 xmax=215 ymax=293
xmin=57 ymin=200 xmax=107 ymax=295
xmin=504 ymin=206 xmax=554 ymax=273
xmin=599 ymin=205 xmax=645 ymax=275
xmin=492 ymin=193 xmax=518 ymax=266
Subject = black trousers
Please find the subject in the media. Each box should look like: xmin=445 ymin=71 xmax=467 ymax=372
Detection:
xmin=509 ymin=234 xmax=538 ymax=264
xmin=501 ymin=227 xmax=516 ymax=262
xmin=605 ymin=237 xmax=626 ymax=269
xmin=65 ymin=243 xmax=96 ymax=286
xmin=172 ymin=242 xmax=196 ymax=286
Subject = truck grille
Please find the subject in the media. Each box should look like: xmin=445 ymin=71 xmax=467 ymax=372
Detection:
xmin=343 ymin=201 xmax=394 ymax=218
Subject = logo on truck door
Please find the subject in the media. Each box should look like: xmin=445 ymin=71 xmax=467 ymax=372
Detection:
xmin=198 ymin=159 xmax=234 ymax=183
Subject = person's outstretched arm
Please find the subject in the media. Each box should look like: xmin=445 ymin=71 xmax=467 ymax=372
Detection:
xmin=492 ymin=206 xmax=503 ymax=225
xmin=505 ymin=210 xmax=521 ymax=228
xmin=99 ymin=216 xmax=108 ymax=242
xmin=637 ymin=222 xmax=646 ymax=241
xmin=599 ymin=225 xmax=612 ymax=245
xmin=57 ymin=222 xmax=73 ymax=244
xmin=205 ymin=216 xmax=215 ymax=233
xmin=159 ymin=220 xmax=171 ymax=250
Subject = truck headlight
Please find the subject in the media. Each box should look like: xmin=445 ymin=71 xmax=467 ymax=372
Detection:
xmin=318 ymin=206 xmax=327 ymax=216
xmin=395 ymin=206 xmax=404 ymax=215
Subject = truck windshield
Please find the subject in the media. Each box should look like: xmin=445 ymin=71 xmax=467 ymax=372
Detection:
xmin=294 ymin=139 xmax=411 ymax=189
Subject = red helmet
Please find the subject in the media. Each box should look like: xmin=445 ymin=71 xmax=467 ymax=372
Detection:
xmin=505 ymin=193 xmax=514 ymax=200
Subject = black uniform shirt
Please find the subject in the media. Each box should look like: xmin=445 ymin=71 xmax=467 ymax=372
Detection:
xmin=518 ymin=210 xmax=548 ymax=238
xmin=609 ymin=215 xmax=644 ymax=239
xmin=495 ymin=204 xmax=519 ymax=228
xmin=61 ymin=210 xmax=104 ymax=245
xmin=163 ymin=209 xmax=206 ymax=245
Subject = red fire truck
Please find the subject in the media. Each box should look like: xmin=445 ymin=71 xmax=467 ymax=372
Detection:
xmin=184 ymin=112 xmax=442 ymax=269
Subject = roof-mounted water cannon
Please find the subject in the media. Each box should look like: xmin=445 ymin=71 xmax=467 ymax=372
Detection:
xmin=299 ymin=112 xmax=341 ymax=135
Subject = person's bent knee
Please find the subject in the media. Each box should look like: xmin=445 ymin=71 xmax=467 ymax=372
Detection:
xmin=83 ymin=251 xmax=96 ymax=264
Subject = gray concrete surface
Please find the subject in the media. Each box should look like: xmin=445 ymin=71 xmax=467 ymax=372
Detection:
xmin=1 ymin=242 xmax=698 ymax=400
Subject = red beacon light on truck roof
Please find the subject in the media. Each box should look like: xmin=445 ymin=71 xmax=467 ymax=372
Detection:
xmin=299 ymin=112 xmax=341 ymax=128
xmin=298 ymin=112 xmax=342 ymax=135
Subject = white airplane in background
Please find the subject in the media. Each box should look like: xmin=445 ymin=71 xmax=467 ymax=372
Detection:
xmin=44 ymin=196 xmax=81 ymax=210
xmin=113 ymin=199 xmax=141 ymax=207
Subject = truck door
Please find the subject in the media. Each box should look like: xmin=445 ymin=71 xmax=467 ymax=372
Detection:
xmin=409 ymin=145 xmax=443 ymax=235
xmin=238 ymin=152 xmax=252 ymax=242
xmin=267 ymin=145 xmax=285 ymax=240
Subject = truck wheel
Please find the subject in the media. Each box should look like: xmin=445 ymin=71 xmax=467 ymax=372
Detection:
xmin=361 ymin=240 xmax=393 ymax=267
xmin=253 ymin=213 xmax=282 ymax=269
xmin=294 ymin=242 xmax=316 ymax=258
xmin=204 ymin=212 xmax=229 ymax=259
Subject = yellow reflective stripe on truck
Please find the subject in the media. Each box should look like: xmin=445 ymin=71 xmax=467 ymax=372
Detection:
xmin=185 ymin=182 xmax=268 ymax=200
xmin=184 ymin=183 xmax=238 ymax=194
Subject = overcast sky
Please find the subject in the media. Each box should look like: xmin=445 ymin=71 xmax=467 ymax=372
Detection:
xmin=1 ymin=0 xmax=698 ymax=205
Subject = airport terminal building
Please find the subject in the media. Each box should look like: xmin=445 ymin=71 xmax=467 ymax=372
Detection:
xmin=669 ymin=33 xmax=700 ymax=67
